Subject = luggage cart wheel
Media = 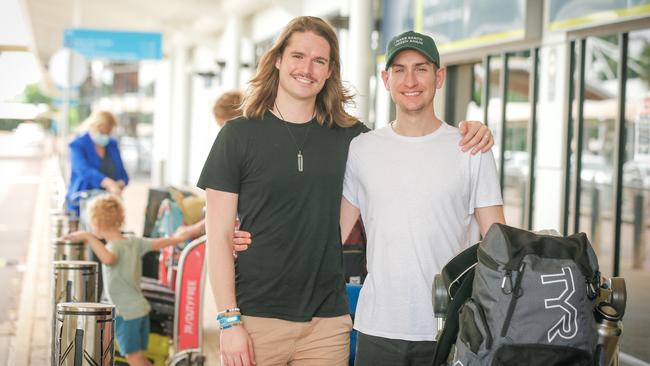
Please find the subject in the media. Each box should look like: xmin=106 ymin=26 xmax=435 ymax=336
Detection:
xmin=433 ymin=274 xmax=449 ymax=318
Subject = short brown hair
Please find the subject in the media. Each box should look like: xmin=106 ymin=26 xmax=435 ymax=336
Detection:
xmin=88 ymin=194 xmax=125 ymax=231
xmin=213 ymin=91 xmax=243 ymax=124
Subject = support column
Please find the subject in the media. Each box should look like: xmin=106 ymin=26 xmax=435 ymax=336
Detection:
xmin=151 ymin=60 xmax=172 ymax=187
xmin=168 ymin=39 xmax=193 ymax=186
xmin=532 ymin=38 xmax=569 ymax=231
xmin=222 ymin=16 xmax=243 ymax=90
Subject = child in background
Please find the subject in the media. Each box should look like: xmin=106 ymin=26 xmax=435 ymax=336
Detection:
xmin=64 ymin=194 xmax=190 ymax=366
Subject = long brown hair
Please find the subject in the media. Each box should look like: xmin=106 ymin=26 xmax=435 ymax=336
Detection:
xmin=241 ymin=16 xmax=357 ymax=128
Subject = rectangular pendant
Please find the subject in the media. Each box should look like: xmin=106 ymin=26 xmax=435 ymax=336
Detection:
xmin=297 ymin=152 xmax=303 ymax=172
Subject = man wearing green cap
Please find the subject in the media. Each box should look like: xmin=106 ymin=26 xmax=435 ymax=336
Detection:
xmin=339 ymin=31 xmax=505 ymax=365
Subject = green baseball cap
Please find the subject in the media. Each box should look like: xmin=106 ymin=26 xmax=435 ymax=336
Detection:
xmin=385 ymin=30 xmax=440 ymax=69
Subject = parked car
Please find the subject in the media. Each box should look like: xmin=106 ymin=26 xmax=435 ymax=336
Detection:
xmin=622 ymin=160 xmax=650 ymax=190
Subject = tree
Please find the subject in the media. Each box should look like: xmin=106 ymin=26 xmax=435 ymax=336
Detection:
xmin=640 ymin=41 xmax=650 ymax=89
xmin=19 ymin=84 xmax=53 ymax=104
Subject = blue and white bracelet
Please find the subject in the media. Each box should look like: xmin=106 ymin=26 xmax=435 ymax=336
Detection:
xmin=217 ymin=309 xmax=242 ymax=330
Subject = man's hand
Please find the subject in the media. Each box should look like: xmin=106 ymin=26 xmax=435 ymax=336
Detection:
xmin=458 ymin=120 xmax=494 ymax=154
xmin=220 ymin=325 xmax=256 ymax=366
xmin=233 ymin=230 xmax=252 ymax=252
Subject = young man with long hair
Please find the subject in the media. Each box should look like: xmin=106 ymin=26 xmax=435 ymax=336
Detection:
xmin=198 ymin=17 xmax=492 ymax=366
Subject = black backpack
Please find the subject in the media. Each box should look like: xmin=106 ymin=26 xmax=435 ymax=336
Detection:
xmin=433 ymin=224 xmax=601 ymax=366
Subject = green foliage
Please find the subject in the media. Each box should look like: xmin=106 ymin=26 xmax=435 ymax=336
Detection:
xmin=68 ymin=107 xmax=80 ymax=128
xmin=0 ymin=119 xmax=22 ymax=131
xmin=19 ymin=84 xmax=52 ymax=104
xmin=640 ymin=41 xmax=650 ymax=88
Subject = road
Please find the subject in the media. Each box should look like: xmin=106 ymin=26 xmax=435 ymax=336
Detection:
xmin=0 ymin=132 xmax=46 ymax=364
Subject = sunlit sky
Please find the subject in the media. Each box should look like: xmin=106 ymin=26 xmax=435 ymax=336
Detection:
xmin=0 ymin=0 xmax=42 ymax=102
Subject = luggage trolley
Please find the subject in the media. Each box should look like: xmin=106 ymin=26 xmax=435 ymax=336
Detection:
xmin=169 ymin=236 xmax=207 ymax=366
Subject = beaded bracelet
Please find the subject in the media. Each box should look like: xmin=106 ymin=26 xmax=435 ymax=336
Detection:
xmin=217 ymin=307 xmax=240 ymax=316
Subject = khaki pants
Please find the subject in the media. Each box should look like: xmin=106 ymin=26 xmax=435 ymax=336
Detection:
xmin=241 ymin=314 xmax=352 ymax=366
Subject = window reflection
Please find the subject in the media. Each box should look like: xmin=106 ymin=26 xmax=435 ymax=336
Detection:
xmin=472 ymin=53 xmax=532 ymax=228
xmin=620 ymin=28 xmax=650 ymax=362
xmin=503 ymin=51 xmax=531 ymax=228
xmin=578 ymin=35 xmax=620 ymax=278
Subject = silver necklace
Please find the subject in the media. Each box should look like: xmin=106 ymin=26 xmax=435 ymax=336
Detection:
xmin=274 ymin=102 xmax=314 ymax=173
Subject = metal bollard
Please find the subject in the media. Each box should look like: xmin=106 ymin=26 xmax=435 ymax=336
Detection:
xmin=52 ymin=240 xmax=86 ymax=261
xmin=591 ymin=186 xmax=601 ymax=255
xmin=52 ymin=261 xmax=99 ymax=365
xmin=520 ymin=180 xmax=526 ymax=228
xmin=54 ymin=302 xmax=115 ymax=366
xmin=52 ymin=260 xmax=99 ymax=309
xmin=51 ymin=212 xmax=70 ymax=238
xmin=633 ymin=193 xmax=646 ymax=269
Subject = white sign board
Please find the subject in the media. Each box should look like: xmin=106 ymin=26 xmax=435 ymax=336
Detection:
xmin=48 ymin=48 xmax=88 ymax=88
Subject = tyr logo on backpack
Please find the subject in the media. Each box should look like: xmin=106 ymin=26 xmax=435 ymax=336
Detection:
xmin=541 ymin=266 xmax=579 ymax=342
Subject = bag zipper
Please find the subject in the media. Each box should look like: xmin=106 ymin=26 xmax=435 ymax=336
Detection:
xmin=501 ymin=261 xmax=526 ymax=337
xmin=477 ymin=247 xmax=500 ymax=271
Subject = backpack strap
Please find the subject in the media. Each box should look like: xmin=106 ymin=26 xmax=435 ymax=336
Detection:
xmin=441 ymin=244 xmax=478 ymax=298
xmin=431 ymin=267 xmax=475 ymax=366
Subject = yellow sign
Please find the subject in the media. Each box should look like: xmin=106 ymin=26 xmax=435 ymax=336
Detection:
xmin=549 ymin=4 xmax=650 ymax=31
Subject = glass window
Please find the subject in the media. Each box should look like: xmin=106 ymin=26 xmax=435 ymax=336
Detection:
xmin=477 ymin=52 xmax=533 ymax=228
xmin=578 ymin=35 xmax=620 ymax=278
xmin=503 ymin=50 xmax=532 ymax=228
xmin=487 ymin=56 xmax=503 ymax=156
xmin=619 ymin=28 xmax=650 ymax=362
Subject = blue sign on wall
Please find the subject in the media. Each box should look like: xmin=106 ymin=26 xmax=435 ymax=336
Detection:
xmin=63 ymin=28 xmax=162 ymax=61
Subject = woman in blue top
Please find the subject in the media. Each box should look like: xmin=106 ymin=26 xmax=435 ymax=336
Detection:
xmin=66 ymin=110 xmax=129 ymax=219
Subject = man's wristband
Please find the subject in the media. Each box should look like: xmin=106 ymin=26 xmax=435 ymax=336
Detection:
xmin=217 ymin=314 xmax=242 ymax=330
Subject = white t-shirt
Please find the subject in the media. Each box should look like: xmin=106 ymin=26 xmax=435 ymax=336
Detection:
xmin=342 ymin=123 xmax=503 ymax=341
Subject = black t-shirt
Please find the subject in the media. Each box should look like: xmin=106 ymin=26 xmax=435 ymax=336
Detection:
xmin=197 ymin=112 xmax=368 ymax=321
